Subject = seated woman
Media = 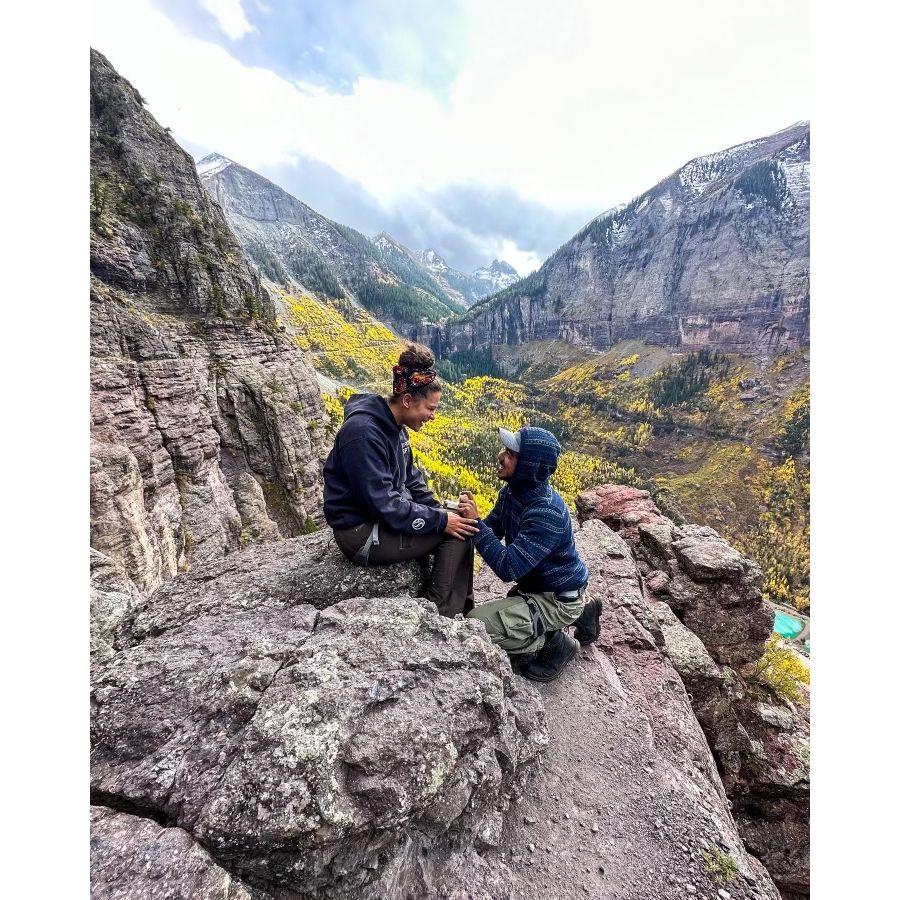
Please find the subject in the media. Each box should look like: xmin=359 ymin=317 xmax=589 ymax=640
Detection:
xmin=324 ymin=343 xmax=478 ymax=617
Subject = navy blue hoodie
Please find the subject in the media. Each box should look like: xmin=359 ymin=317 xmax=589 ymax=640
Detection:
xmin=473 ymin=426 xmax=588 ymax=594
xmin=324 ymin=394 xmax=448 ymax=535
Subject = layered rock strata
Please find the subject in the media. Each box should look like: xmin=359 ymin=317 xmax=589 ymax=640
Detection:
xmin=90 ymin=50 xmax=327 ymax=593
xmin=577 ymin=485 xmax=810 ymax=898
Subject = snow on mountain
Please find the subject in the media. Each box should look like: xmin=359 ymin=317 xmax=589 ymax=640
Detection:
xmin=196 ymin=152 xmax=233 ymax=178
xmin=419 ymin=251 xmax=521 ymax=308
xmin=197 ymin=158 xmax=463 ymax=326
xmin=472 ymin=259 xmax=520 ymax=294
xmin=436 ymin=121 xmax=809 ymax=357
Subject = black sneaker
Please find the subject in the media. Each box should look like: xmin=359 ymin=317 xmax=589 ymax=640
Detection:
xmin=521 ymin=630 xmax=579 ymax=682
xmin=573 ymin=599 xmax=601 ymax=645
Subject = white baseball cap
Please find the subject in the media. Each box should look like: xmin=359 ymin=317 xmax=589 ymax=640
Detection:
xmin=498 ymin=427 xmax=521 ymax=453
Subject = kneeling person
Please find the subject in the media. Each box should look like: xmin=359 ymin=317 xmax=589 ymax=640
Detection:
xmin=461 ymin=426 xmax=600 ymax=682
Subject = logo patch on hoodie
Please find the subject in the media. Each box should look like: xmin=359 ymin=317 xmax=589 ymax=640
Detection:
xmin=412 ymin=517 xmax=425 ymax=530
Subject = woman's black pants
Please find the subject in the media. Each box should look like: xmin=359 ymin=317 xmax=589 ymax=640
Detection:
xmin=332 ymin=523 xmax=475 ymax=618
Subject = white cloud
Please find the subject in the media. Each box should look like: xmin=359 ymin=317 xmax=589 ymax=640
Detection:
xmin=199 ymin=0 xmax=255 ymax=40
xmin=488 ymin=240 xmax=541 ymax=277
xmin=93 ymin=0 xmax=808 ymax=264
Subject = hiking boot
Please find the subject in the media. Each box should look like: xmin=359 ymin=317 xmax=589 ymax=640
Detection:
xmin=573 ymin=599 xmax=601 ymax=645
xmin=509 ymin=652 xmax=536 ymax=676
xmin=521 ymin=630 xmax=579 ymax=682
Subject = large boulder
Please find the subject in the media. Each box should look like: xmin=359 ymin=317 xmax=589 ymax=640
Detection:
xmin=91 ymin=591 xmax=545 ymax=898
xmin=579 ymin=486 xmax=771 ymax=667
xmin=575 ymin=484 xmax=669 ymax=542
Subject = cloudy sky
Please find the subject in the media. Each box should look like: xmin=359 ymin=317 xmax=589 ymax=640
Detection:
xmin=92 ymin=0 xmax=808 ymax=274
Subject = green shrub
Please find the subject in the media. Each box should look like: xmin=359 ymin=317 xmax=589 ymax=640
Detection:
xmin=750 ymin=637 xmax=810 ymax=703
xmin=701 ymin=847 xmax=738 ymax=885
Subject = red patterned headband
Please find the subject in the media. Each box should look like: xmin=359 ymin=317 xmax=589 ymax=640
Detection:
xmin=392 ymin=364 xmax=438 ymax=395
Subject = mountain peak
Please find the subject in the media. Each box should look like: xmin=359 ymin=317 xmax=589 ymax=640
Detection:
xmin=446 ymin=122 xmax=808 ymax=356
xmin=422 ymin=248 xmax=446 ymax=267
xmin=472 ymin=259 xmax=520 ymax=292
xmin=489 ymin=259 xmax=518 ymax=276
xmin=196 ymin=153 xmax=234 ymax=177
xmin=372 ymin=232 xmax=419 ymax=263
xmin=373 ymin=231 xmax=403 ymax=248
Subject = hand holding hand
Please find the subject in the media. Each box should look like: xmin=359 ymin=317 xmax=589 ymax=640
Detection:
xmin=457 ymin=491 xmax=478 ymax=519
xmin=444 ymin=510 xmax=479 ymax=540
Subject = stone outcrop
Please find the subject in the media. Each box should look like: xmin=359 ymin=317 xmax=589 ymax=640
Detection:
xmin=91 ymin=806 xmax=273 ymax=899
xmin=90 ymin=50 xmax=327 ymax=593
xmin=578 ymin=485 xmax=810 ymax=898
xmin=577 ymin=486 xmax=771 ymax=666
xmin=425 ymin=123 xmax=809 ymax=359
xmin=91 ymin=540 xmax=545 ymax=899
xmin=113 ymin=528 xmax=426 ymax=650
xmin=92 ymin=521 xmax=785 ymax=900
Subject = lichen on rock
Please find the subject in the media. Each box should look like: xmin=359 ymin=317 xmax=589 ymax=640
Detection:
xmin=92 ymin=579 xmax=545 ymax=898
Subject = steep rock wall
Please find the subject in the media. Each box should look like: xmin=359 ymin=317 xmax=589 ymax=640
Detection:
xmin=90 ymin=50 xmax=327 ymax=592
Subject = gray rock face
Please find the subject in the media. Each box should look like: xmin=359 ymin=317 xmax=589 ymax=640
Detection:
xmin=577 ymin=487 xmax=809 ymax=898
xmin=431 ymin=123 xmax=809 ymax=359
xmin=92 ymin=584 xmax=544 ymax=899
xmin=91 ymin=806 xmax=273 ymax=899
xmin=116 ymin=529 xmax=426 ymax=649
xmin=90 ymin=550 xmax=144 ymax=660
xmin=92 ymin=533 xmax=545 ymax=897
xmin=90 ymin=50 xmax=327 ymax=592
xmin=674 ymin=525 xmax=747 ymax=581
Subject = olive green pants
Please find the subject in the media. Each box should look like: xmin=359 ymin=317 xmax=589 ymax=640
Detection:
xmin=467 ymin=589 xmax=585 ymax=655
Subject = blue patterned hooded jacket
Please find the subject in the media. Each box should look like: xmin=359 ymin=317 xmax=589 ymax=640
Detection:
xmin=473 ymin=426 xmax=589 ymax=594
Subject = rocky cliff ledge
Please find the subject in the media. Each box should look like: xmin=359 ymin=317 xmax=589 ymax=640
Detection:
xmin=90 ymin=50 xmax=327 ymax=593
xmin=91 ymin=506 xmax=794 ymax=899
xmin=91 ymin=537 xmax=544 ymax=899
xmin=578 ymin=486 xmax=809 ymax=899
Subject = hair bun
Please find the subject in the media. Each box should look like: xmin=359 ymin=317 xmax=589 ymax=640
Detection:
xmin=398 ymin=342 xmax=435 ymax=370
